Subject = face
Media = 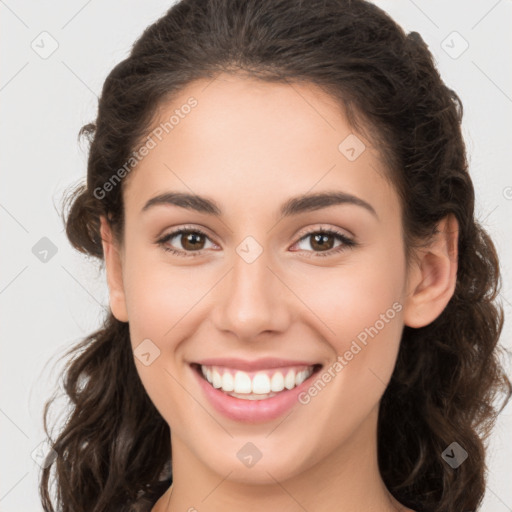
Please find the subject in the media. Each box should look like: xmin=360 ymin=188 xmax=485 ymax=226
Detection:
xmin=101 ymin=73 xmax=441 ymax=487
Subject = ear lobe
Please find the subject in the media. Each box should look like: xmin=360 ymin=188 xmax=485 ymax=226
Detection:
xmin=402 ymin=214 xmax=459 ymax=329
xmin=100 ymin=215 xmax=128 ymax=322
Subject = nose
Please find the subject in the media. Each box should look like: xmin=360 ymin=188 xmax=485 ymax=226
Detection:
xmin=210 ymin=244 xmax=293 ymax=341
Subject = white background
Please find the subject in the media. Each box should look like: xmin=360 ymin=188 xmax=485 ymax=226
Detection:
xmin=1 ymin=1 xmax=511 ymax=510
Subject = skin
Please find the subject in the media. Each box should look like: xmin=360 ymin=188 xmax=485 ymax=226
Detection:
xmin=100 ymin=73 xmax=459 ymax=512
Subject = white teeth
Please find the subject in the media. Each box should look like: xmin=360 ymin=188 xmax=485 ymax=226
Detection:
xmin=212 ymin=369 xmax=222 ymax=388
xmin=284 ymin=369 xmax=296 ymax=390
xmin=270 ymin=372 xmax=285 ymax=392
xmin=251 ymin=373 xmax=271 ymax=394
xmin=295 ymin=370 xmax=308 ymax=386
xmin=234 ymin=371 xmax=252 ymax=393
xmin=229 ymin=391 xmax=277 ymax=400
xmin=222 ymin=372 xmax=234 ymax=392
xmin=199 ymin=364 xmax=316 ymax=398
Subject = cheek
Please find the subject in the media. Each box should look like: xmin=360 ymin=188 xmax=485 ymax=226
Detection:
xmin=121 ymin=252 xmax=202 ymax=423
xmin=122 ymin=245 xmax=208 ymax=341
xmin=292 ymin=239 xmax=406 ymax=415
xmin=296 ymin=241 xmax=405 ymax=351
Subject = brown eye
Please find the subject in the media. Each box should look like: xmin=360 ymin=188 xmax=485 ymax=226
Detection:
xmin=180 ymin=232 xmax=206 ymax=251
xmin=293 ymin=228 xmax=357 ymax=257
xmin=157 ymin=228 xmax=216 ymax=257
xmin=309 ymin=232 xmax=336 ymax=251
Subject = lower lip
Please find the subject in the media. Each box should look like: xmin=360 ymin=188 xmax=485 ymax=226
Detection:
xmin=191 ymin=365 xmax=319 ymax=423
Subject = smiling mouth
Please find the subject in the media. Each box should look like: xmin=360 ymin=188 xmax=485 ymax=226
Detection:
xmin=190 ymin=362 xmax=323 ymax=400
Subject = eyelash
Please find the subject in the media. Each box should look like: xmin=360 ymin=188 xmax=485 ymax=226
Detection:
xmin=156 ymin=225 xmax=358 ymax=258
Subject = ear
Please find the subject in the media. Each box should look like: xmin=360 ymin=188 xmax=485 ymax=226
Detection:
xmin=402 ymin=213 xmax=459 ymax=328
xmin=100 ymin=215 xmax=128 ymax=322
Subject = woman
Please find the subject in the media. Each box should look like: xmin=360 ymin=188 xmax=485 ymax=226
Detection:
xmin=39 ymin=0 xmax=511 ymax=511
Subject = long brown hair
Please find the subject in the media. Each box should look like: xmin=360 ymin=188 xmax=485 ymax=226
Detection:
xmin=39 ymin=1 xmax=512 ymax=511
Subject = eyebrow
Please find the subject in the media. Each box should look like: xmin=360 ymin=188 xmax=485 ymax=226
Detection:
xmin=141 ymin=191 xmax=378 ymax=220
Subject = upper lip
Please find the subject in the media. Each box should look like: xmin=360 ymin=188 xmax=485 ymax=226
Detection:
xmin=193 ymin=357 xmax=321 ymax=372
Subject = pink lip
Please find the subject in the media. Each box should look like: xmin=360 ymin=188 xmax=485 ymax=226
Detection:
xmin=190 ymin=363 xmax=321 ymax=423
xmin=193 ymin=357 xmax=319 ymax=372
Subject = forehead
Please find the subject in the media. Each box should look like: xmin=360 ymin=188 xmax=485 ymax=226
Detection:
xmin=122 ymin=73 xmax=399 ymax=223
